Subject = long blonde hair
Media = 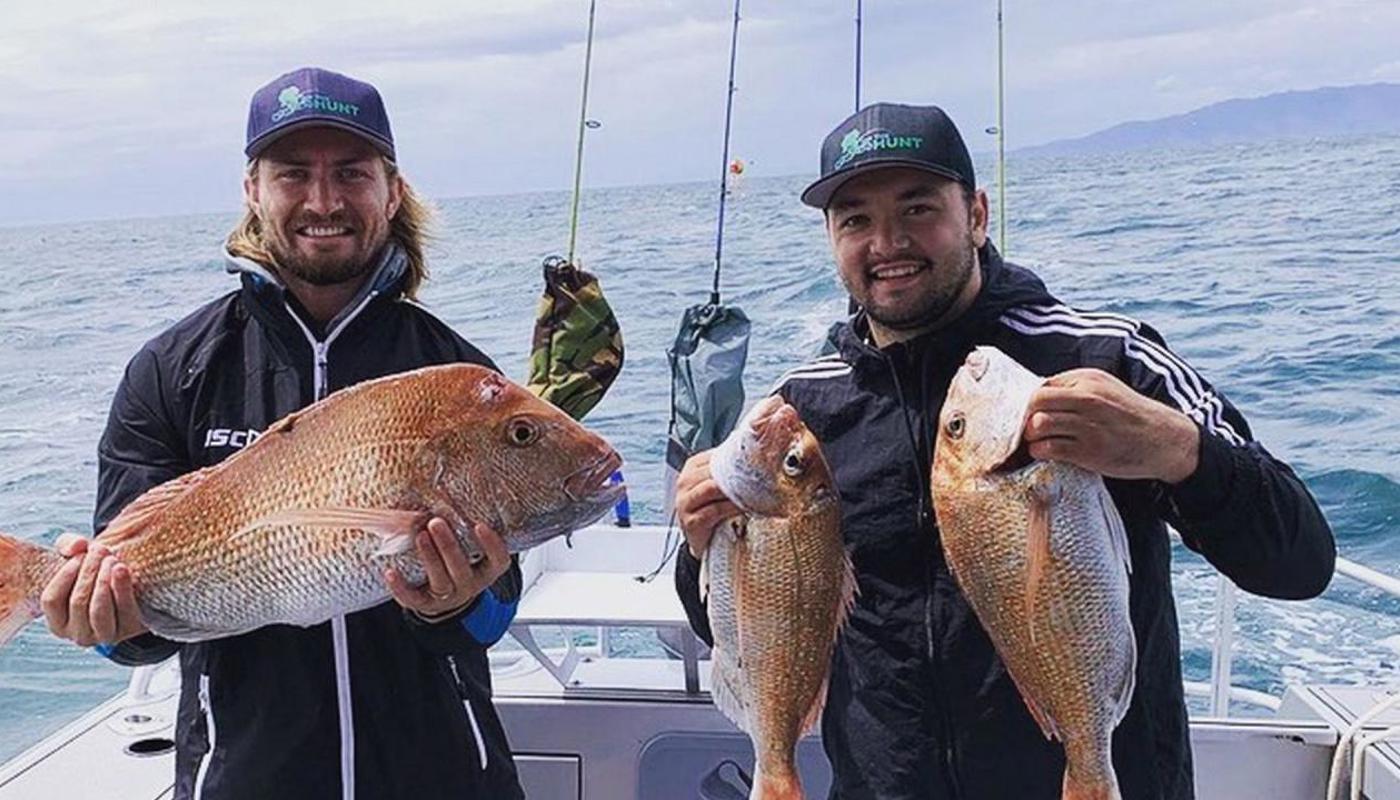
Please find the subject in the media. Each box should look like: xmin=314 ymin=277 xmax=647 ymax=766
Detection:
xmin=226 ymin=157 xmax=433 ymax=299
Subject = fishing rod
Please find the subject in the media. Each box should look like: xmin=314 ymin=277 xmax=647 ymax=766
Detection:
xmin=566 ymin=0 xmax=599 ymax=265
xmin=710 ymin=0 xmax=742 ymax=306
xmin=996 ymin=0 xmax=1007 ymax=254
xmin=854 ymin=0 xmax=863 ymax=112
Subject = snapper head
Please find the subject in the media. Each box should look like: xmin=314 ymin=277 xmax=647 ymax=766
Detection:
xmin=935 ymin=346 xmax=1046 ymax=482
xmin=711 ymin=395 xmax=835 ymax=518
xmin=425 ymin=370 xmax=624 ymax=550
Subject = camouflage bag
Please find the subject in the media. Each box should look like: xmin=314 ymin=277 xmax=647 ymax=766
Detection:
xmin=526 ymin=256 xmax=624 ymax=421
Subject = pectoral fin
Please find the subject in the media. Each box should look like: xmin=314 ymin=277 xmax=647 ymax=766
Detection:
xmin=699 ymin=546 xmax=710 ymax=605
xmin=232 ymin=507 xmax=428 ymax=556
xmin=1024 ymin=469 xmax=1059 ymax=646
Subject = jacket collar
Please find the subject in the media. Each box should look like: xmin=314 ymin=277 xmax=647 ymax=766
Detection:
xmin=225 ymin=242 xmax=409 ymax=341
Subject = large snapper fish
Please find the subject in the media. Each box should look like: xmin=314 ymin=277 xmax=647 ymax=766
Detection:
xmin=931 ymin=347 xmax=1135 ymax=800
xmin=0 ymin=364 xmax=623 ymax=646
xmin=706 ymin=395 xmax=853 ymax=800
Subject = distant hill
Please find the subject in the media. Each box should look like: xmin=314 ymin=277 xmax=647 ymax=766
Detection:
xmin=1020 ymin=83 xmax=1400 ymax=156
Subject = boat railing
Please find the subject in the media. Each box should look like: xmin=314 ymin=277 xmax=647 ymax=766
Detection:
xmin=112 ymin=526 xmax=1400 ymax=717
xmin=1193 ymin=550 xmax=1400 ymax=717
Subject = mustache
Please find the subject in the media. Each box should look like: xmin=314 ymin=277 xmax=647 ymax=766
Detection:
xmin=291 ymin=212 xmax=357 ymax=229
xmin=864 ymin=254 xmax=931 ymax=272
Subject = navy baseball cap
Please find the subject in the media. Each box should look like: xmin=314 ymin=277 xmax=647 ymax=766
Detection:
xmin=245 ymin=67 xmax=395 ymax=161
xmin=801 ymin=103 xmax=975 ymax=208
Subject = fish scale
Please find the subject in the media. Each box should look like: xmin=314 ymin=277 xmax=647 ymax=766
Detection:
xmin=706 ymin=396 xmax=853 ymax=800
xmin=0 ymin=364 xmax=625 ymax=646
xmin=933 ymin=346 xmax=1135 ymax=800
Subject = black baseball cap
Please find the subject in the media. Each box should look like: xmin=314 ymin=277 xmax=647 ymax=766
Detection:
xmin=245 ymin=67 xmax=396 ymax=161
xmin=801 ymin=103 xmax=975 ymax=208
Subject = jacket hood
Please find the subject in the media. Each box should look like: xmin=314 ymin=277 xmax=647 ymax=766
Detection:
xmin=224 ymin=242 xmax=410 ymax=339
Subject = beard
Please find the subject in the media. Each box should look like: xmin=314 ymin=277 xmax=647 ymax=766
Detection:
xmin=856 ymin=234 xmax=978 ymax=331
xmin=263 ymin=212 xmax=386 ymax=287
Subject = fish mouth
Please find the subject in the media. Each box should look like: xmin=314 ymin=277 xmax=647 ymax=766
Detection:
xmin=965 ymin=349 xmax=991 ymax=381
xmin=563 ymin=450 xmax=624 ymax=502
xmin=990 ymin=438 xmax=1035 ymax=475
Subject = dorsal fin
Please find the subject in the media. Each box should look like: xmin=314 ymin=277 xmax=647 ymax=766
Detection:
xmin=97 ymin=466 xmax=217 ymax=546
xmin=260 ymin=407 xmax=304 ymax=438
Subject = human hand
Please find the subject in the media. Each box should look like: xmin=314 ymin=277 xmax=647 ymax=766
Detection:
xmin=675 ymin=450 xmax=742 ymax=559
xmin=385 ymin=518 xmax=509 ymax=620
xmin=40 ymin=534 xmax=148 ymax=647
xmin=1024 ymin=368 xmax=1200 ymax=484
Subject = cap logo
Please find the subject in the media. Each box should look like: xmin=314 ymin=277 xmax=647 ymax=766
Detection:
xmin=834 ymin=127 xmax=924 ymax=169
xmin=270 ymin=84 xmax=362 ymax=123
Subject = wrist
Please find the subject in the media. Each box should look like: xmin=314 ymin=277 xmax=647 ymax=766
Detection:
xmin=411 ymin=596 xmax=476 ymax=625
xmin=1159 ymin=413 xmax=1201 ymax=485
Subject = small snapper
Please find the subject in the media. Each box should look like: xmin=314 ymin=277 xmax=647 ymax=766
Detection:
xmin=706 ymin=395 xmax=854 ymax=800
xmin=0 ymin=364 xmax=624 ymax=647
xmin=931 ymin=346 xmax=1135 ymax=800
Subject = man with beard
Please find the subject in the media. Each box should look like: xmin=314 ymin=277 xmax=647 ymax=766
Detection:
xmin=673 ymin=103 xmax=1334 ymax=798
xmin=39 ymin=67 xmax=524 ymax=800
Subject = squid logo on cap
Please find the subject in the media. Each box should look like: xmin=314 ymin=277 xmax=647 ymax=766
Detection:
xmin=270 ymin=84 xmax=361 ymax=123
xmin=834 ymin=127 xmax=925 ymax=169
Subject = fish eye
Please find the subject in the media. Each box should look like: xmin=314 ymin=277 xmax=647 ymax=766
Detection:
xmin=506 ymin=417 xmax=539 ymax=447
xmin=782 ymin=448 xmax=804 ymax=477
xmin=945 ymin=414 xmax=966 ymax=440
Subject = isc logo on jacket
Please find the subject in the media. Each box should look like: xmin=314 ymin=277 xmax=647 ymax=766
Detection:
xmin=203 ymin=427 xmax=262 ymax=450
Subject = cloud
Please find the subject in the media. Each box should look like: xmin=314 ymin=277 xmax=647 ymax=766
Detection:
xmin=2 ymin=0 xmax=1398 ymax=225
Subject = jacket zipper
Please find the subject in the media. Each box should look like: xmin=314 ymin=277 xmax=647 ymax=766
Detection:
xmin=882 ymin=349 xmax=964 ymax=799
xmin=193 ymin=674 xmax=216 ymax=800
xmin=447 ymin=655 xmax=489 ymax=770
xmin=284 ymin=290 xmax=379 ymax=800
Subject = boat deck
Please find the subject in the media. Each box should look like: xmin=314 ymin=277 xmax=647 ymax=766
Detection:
xmin=2 ymin=524 xmax=1396 ymax=799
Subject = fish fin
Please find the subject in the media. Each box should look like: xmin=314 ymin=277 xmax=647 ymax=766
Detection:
xmin=1024 ymin=470 xmax=1058 ymax=647
xmin=714 ymin=531 xmax=756 ymax=733
xmin=1063 ymin=770 xmax=1121 ymax=800
xmin=1093 ymin=479 xmax=1131 ymax=576
xmin=709 ymin=646 xmax=750 ymax=734
xmin=699 ymin=546 xmax=710 ymax=605
xmin=799 ymin=675 xmax=829 ymax=737
xmin=232 ymin=507 xmax=427 ymax=556
xmin=140 ymin=604 xmax=237 ymax=643
xmin=1005 ymin=665 xmax=1062 ymax=741
xmin=98 ymin=467 xmax=217 ymax=547
xmin=0 ymin=533 xmax=60 ymax=650
xmin=751 ymin=766 xmax=804 ymax=800
xmin=833 ymin=547 xmax=858 ymax=642
xmin=259 ymin=406 xmax=307 ymax=438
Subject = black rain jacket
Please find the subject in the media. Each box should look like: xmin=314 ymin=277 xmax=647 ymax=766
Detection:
xmin=676 ymin=243 xmax=1334 ymax=800
xmin=94 ymin=245 xmax=525 ymax=800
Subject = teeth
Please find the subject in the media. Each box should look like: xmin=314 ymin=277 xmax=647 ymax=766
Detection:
xmin=873 ymin=264 xmax=921 ymax=279
xmin=301 ymin=226 xmax=350 ymax=237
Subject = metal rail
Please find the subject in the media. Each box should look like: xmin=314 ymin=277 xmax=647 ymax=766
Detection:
xmin=1206 ymin=553 xmax=1400 ymax=717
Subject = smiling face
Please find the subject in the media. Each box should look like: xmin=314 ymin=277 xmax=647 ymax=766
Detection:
xmin=825 ymin=167 xmax=988 ymax=339
xmin=243 ymin=126 xmax=403 ymax=288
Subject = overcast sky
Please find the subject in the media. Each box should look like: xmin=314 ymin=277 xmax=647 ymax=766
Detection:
xmin=2 ymin=0 xmax=1398 ymax=226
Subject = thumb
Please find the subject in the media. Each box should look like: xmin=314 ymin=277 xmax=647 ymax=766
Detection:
xmin=54 ymin=534 xmax=90 ymax=558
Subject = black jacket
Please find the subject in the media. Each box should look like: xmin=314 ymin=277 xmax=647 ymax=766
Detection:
xmin=93 ymin=246 xmax=524 ymax=800
xmin=676 ymin=244 xmax=1335 ymax=800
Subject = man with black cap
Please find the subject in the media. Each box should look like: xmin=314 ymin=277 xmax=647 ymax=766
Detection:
xmin=674 ymin=103 xmax=1335 ymax=798
xmin=39 ymin=67 xmax=524 ymax=799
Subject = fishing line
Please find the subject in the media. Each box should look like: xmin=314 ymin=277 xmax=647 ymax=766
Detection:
xmin=566 ymin=0 xmax=599 ymax=265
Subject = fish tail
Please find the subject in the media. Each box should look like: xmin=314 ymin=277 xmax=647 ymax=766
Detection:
xmin=0 ymin=532 xmax=60 ymax=649
xmin=1062 ymin=768 xmax=1121 ymax=800
xmin=750 ymin=765 xmax=803 ymax=800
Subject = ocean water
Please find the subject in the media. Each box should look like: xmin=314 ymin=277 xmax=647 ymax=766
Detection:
xmin=0 ymin=134 xmax=1397 ymax=763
